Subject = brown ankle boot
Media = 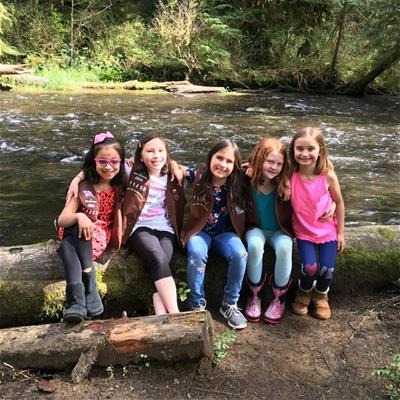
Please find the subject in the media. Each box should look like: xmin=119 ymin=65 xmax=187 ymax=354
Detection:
xmin=312 ymin=289 xmax=331 ymax=320
xmin=292 ymin=287 xmax=312 ymax=315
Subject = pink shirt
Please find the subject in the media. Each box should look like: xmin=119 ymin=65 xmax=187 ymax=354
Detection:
xmin=291 ymin=171 xmax=337 ymax=243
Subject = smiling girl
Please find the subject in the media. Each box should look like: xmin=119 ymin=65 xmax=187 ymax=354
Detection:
xmin=180 ymin=139 xmax=251 ymax=330
xmin=290 ymin=127 xmax=345 ymax=320
xmin=121 ymin=133 xmax=186 ymax=315
xmin=57 ymin=132 xmax=125 ymax=323
xmin=244 ymin=137 xmax=293 ymax=325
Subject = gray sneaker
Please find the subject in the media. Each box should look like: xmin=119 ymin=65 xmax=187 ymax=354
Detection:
xmin=219 ymin=303 xmax=247 ymax=330
xmin=191 ymin=299 xmax=207 ymax=312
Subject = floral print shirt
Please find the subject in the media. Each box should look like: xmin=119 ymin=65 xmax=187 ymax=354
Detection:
xmin=203 ymin=184 xmax=232 ymax=236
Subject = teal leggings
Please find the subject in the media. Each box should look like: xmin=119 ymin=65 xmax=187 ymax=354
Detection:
xmin=245 ymin=228 xmax=293 ymax=287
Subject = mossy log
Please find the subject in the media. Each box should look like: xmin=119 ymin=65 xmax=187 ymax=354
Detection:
xmin=0 ymin=225 xmax=399 ymax=328
xmin=0 ymin=311 xmax=213 ymax=382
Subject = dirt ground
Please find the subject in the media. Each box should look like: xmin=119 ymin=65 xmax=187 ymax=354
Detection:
xmin=1 ymin=293 xmax=399 ymax=400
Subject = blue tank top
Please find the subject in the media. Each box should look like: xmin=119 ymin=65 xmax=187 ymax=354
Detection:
xmin=252 ymin=188 xmax=279 ymax=231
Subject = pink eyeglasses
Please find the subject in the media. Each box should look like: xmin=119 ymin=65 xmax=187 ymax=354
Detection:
xmin=94 ymin=157 xmax=121 ymax=167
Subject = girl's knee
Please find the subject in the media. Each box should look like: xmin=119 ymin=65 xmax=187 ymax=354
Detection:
xmin=246 ymin=240 xmax=264 ymax=259
xmin=187 ymin=254 xmax=207 ymax=274
xmin=230 ymin=247 xmax=248 ymax=264
xmin=275 ymin=244 xmax=292 ymax=261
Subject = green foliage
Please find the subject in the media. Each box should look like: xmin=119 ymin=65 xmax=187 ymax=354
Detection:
xmin=213 ymin=330 xmax=237 ymax=365
xmin=1 ymin=0 xmax=399 ymax=91
xmin=174 ymin=265 xmax=191 ymax=303
xmin=0 ymin=2 xmax=18 ymax=56
xmin=373 ymin=354 xmax=400 ymax=400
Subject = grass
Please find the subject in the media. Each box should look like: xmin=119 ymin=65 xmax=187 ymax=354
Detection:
xmin=35 ymin=67 xmax=101 ymax=90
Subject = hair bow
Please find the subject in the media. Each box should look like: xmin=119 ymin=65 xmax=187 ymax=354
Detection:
xmin=94 ymin=131 xmax=114 ymax=144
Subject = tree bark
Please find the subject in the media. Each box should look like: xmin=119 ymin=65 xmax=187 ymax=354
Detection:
xmin=342 ymin=41 xmax=400 ymax=95
xmin=0 ymin=311 xmax=213 ymax=382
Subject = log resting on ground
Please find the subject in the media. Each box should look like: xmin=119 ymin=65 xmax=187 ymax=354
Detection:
xmin=0 ymin=225 xmax=399 ymax=327
xmin=0 ymin=311 xmax=213 ymax=382
xmin=0 ymin=64 xmax=32 ymax=75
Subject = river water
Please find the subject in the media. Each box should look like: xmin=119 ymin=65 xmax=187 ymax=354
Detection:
xmin=0 ymin=90 xmax=399 ymax=246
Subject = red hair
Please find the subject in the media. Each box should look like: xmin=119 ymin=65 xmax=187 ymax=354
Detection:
xmin=249 ymin=137 xmax=289 ymax=193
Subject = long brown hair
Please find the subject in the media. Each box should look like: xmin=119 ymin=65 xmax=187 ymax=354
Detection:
xmin=289 ymin=127 xmax=333 ymax=175
xmin=133 ymin=133 xmax=171 ymax=176
xmin=249 ymin=137 xmax=289 ymax=194
xmin=199 ymin=139 xmax=249 ymax=208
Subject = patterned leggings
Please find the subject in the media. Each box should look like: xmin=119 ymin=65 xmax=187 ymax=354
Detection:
xmin=297 ymin=239 xmax=337 ymax=292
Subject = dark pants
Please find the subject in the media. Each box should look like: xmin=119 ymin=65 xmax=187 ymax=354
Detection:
xmin=59 ymin=225 xmax=93 ymax=284
xmin=128 ymin=227 xmax=175 ymax=282
xmin=297 ymin=239 xmax=337 ymax=292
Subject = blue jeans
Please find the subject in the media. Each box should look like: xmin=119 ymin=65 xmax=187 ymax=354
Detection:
xmin=186 ymin=230 xmax=248 ymax=308
xmin=297 ymin=239 xmax=337 ymax=292
xmin=245 ymin=228 xmax=293 ymax=287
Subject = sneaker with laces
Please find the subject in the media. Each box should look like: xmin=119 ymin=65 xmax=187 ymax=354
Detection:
xmin=219 ymin=303 xmax=247 ymax=330
xmin=190 ymin=299 xmax=206 ymax=312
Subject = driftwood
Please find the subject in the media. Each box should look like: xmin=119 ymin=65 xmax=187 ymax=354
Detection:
xmin=123 ymin=80 xmax=192 ymax=90
xmin=80 ymin=80 xmax=225 ymax=94
xmin=1 ymin=74 xmax=47 ymax=84
xmin=0 ymin=225 xmax=399 ymax=328
xmin=81 ymin=80 xmax=192 ymax=90
xmin=0 ymin=311 xmax=213 ymax=382
xmin=0 ymin=64 xmax=32 ymax=75
xmin=166 ymin=84 xmax=225 ymax=94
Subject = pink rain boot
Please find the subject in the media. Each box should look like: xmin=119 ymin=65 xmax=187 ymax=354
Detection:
xmin=244 ymin=276 xmax=266 ymax=323
xmin=263 ymin=281 xmax=291 ymax=325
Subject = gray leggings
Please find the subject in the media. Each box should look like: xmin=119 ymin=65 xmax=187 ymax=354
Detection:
xmin=128 ymin=227 xmax=175 ymax=282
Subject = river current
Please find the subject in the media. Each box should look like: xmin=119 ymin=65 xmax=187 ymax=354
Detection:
xmin=0 ymin=90 xmax=399 ymax=245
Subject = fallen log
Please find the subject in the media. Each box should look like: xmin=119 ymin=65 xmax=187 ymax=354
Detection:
xmin=0 ymin=225 xmax=399 ymax=328
xmin=81 ymin=80 xmax=192 ymax=90
xmin=0 ymin=64 xmax=31 ymax=75
xmin=166 ymin=84 xmax=226 ymax=94
xmin=2 ymin=74 xmax=47 ymax=84
xmin=0 ymin=311 xmax=214 ymax=382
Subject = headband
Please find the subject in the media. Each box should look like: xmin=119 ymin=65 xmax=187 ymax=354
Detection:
xmin=94 ymin=131 xmax=114 ymax=144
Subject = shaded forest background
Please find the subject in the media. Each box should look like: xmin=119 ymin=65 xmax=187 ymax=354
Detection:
xmin=0 ymin=0 xmax=399 ymax=94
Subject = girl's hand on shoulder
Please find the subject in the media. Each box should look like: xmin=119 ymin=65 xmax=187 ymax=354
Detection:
xmin=66 ymin=175 xmax=81 ymax=203
xmin=337 ymin=232 xmax=345 ymax=252
xmin=170 ymin=160 xmax=185 ymax=186
xmin=319 ymin=202 xmax=336 ymax=221
xmin=126 ymin=156 xmax=134 ymax=168
xmin=77 ymin=213 xmax=93 ymax=240
xmin=245 ymin=165 xmax=254 ymax=178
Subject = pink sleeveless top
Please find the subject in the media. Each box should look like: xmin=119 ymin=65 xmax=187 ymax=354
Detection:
xmin=291 ymin=171 xmax=337 ymax=243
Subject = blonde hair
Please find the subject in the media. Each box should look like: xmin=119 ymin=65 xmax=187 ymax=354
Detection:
xmin=289 ymin=127 xmax=334 ymax=175
xmin=249 ymin=137 xmax=289 ymax=194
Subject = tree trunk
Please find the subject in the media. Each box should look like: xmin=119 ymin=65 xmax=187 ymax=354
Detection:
xmin=342 ymin=41 xmax=400 ymax=95
xmin=329 ymin=1 xmax=347 ymax=82
xmin=0 ymin=311 xmax=213 ymax=382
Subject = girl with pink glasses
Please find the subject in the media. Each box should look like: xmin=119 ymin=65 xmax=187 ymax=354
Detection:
xmin=56 ymin=132 xmax=125 ymax=323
